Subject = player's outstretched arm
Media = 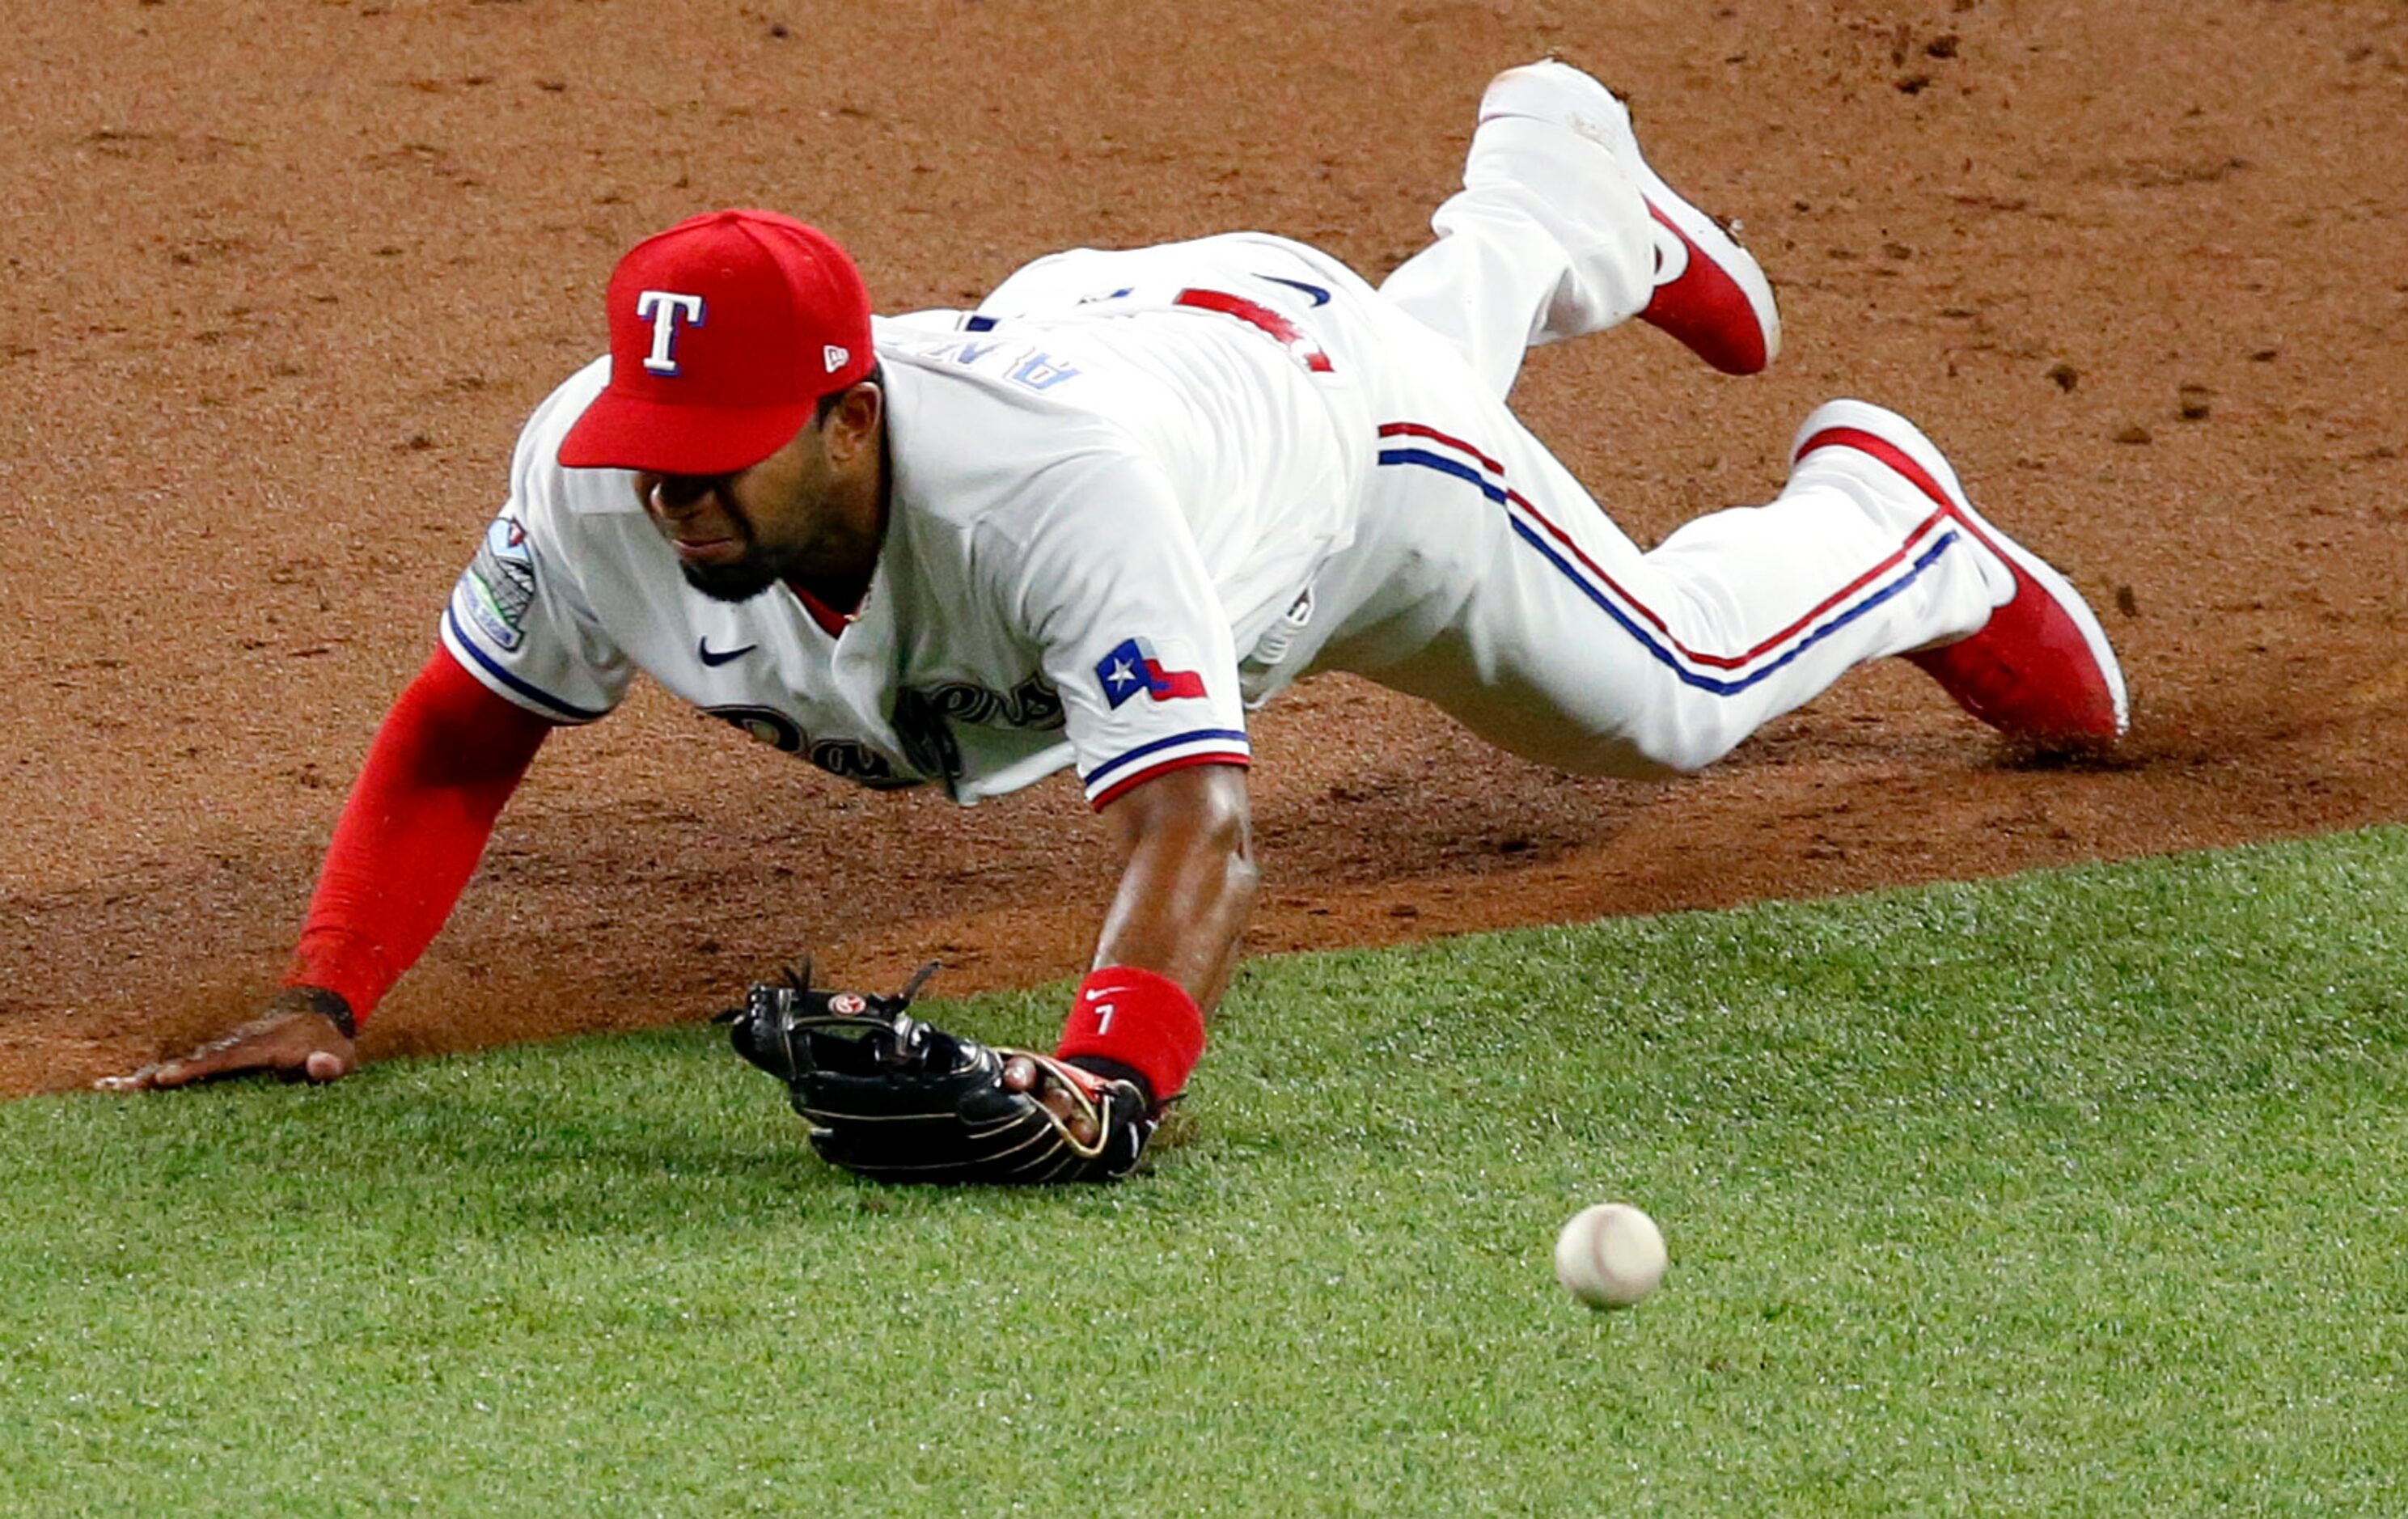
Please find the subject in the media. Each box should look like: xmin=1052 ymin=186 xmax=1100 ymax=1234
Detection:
xmin=98 ymin=648 xmax=556 ymax=1092
xmin=1004 ymin=762 xmax=1259 ymax=1124
xmin=1089 ymin=761 xmax=1259 ymax=1018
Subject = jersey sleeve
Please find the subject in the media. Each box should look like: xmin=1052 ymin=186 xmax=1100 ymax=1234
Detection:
xmin=286 ymin=645 xmax=553 ymax=1022
xmin=993 ymin=453 xmax=1250 ymax=809
xmin=438 ymin=386 xmax=637 ymax=724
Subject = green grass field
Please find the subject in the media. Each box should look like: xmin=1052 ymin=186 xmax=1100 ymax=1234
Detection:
xmin=4 ymin=827 xmax=2402 ymax=1515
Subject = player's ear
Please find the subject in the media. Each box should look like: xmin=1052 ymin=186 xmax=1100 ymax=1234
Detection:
xmin=821 ymin=380 xmax=883 ymax=468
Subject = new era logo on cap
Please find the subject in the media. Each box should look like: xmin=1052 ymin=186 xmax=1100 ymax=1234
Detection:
xmin=557 ymin=209 xmax=877 ymax=476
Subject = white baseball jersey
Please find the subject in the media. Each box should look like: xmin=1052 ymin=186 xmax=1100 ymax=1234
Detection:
xmin=449 ymin=187 xmax=2010 ymax=807
xmin=442 ymin=235 xmax=1378 ymax=807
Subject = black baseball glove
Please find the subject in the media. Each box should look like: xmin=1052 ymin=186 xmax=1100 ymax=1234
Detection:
xmin=717 ymin=960 xmax=1158 ymax=1184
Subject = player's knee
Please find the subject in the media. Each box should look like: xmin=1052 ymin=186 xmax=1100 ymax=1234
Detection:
xmin=1625 ymin=714 xmax=1746 ymax=776
xmin=1531 ymin=729 xmax=1726 ymax=781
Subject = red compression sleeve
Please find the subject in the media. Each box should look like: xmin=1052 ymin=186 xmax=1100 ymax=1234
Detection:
xmin=282 ymin=647 xmax=553 ymax=1022
xmin=1056 ymin=967 xmax=1208 ymax=1102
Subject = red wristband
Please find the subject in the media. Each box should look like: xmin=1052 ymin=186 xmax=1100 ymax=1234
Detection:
xmin=1056 ymin=967 xmax=1208 ymax=1101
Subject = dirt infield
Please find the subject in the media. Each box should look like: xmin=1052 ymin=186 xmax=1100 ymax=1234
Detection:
xmin=3 ymin=1 xmax=2401 ymax=1096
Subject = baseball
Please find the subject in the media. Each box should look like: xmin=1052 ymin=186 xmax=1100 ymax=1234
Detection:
xmin=1553 ymin=1202 xmax=1668 ymax=1310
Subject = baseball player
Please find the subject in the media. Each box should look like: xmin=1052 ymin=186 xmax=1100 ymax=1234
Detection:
xmin=104 ymin=61 xmax=2126 ymax=1183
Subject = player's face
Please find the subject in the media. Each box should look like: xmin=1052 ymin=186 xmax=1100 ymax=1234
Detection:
xmin=637 ymin=434 xmax=828 ymax=603
xmin=637 ymin=387 xmax=883 ymax=604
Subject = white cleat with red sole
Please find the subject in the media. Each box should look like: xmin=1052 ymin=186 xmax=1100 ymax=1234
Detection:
xmin=1789 ymin=399 xmax=2130 ymax=746
xmin=1479 ymin=58 xmax=1781 ymax=376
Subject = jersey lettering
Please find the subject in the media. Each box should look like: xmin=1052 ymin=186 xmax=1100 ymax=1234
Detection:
xmin=706 ymin=705 xmax=918 ymax=790
xmin=912 ymin=336 xmax=1079 ymax=392
xmin=635 ymin=290 xmax=705 ymax=374
xmin=889 ymin=688 xmax=963 ymax=786
xmin=1006 ymin=352 xmax=1081 ymax=391
xmin=910 ymin=675 xmax=1065 ymax=730
xmin=709 ymin=704 xmax=803 ymax=751
xmin=809 ymin=739 xmax=916 ymax=789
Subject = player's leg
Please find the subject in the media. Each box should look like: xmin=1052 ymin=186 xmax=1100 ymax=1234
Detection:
xmin=1310 ymin=394 xmax=2127 ymax=776
xmin=1378 ymin=58 xmax=1781 ymax=398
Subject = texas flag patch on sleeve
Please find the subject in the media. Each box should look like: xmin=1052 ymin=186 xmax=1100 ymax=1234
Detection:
xmin=1095 ymin=637 xmax=1207 ymax=709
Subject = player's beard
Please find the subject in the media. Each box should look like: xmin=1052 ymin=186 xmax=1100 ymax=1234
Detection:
xmin=674 ymin=499 xmax=798 ymax=603
xmin=679 ymin=544 xmax=787 ymax=603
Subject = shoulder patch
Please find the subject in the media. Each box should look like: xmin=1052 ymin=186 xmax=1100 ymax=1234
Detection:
xmin=458 ymin=514 xmax=537 ymax=651
xmin=1096 ymin=637 xmax=1207 ymax=709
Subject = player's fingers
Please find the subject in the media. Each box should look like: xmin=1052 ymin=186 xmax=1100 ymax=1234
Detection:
xmin=997 ymin=1052 xmax=1105 ymax=1145
xmin=1029 ymin=1080 xmax=1102 ymax=1145
xmin=141 ymin=1049 xmax=252 ymax=1089
xmin=303 ymin=1050 xmax=350 ymax=1083
xmin=93 ymin=1065 xmax=166 ymax=1093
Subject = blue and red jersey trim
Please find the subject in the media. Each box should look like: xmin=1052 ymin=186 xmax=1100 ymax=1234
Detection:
xmin=1081 ymin=726 xmax=1250 ymax=810
xmin=442 ymin=607 xmax=604 ymax=723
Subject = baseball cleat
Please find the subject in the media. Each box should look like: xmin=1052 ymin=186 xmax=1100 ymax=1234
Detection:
xmin=1789 ymin=399 xmax=2130 ymax=745
xmin=1479 ymin=58 xmax=1781 ymax=375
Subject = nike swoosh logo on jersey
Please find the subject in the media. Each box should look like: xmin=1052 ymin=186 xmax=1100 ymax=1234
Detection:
xmin=1257 ymin=274 xmax=1331 ymax=307
xmin=1082 ymin=985 xmax=1127 ymax=1001
xmin=697 ymin=637 xmax=757 ymax=667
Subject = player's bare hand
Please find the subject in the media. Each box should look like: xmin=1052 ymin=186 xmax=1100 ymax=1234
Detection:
xmin=1001 ymin=1052 xmax=1101 ymax=1148
xmin=97 ymin=989 xmax=358 ymax=1092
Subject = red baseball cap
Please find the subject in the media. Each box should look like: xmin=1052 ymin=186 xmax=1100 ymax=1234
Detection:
xmin=557 ymin=209 xmax=876 ymax=476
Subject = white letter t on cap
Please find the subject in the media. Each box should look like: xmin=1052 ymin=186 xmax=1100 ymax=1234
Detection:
xmin=636 ymin=290 xmax=706 ymax=374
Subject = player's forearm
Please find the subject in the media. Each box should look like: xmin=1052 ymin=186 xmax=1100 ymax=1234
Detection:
xmin=1054 ymin=764 xmax=1256 ymax=1105
xmin=1091 ymin=768 xmax=1259 ymax=1013
xmin=286 ymin=648 xmax=552 ymax=1020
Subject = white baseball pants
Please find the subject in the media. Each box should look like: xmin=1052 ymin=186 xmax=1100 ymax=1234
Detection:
xmin=1269 ymin=112 xmax=2004 ymax=776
